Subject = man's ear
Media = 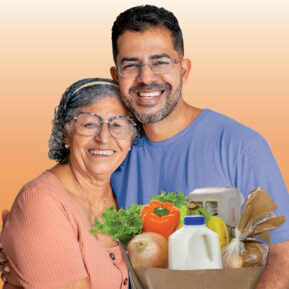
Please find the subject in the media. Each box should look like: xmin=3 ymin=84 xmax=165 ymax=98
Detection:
xmin=110 ymin=66 xmax=119 ymax=82
xmin=180 ymin=58 xmax=191 ymax=85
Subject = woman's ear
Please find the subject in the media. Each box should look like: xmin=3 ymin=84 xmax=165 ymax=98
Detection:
xmin=64 ymin=125 xmax=71 ymax=149
xmin=65 ymin=136 xmax=70 ymax=149
xmin=110 ymin=66 xmax=119 ymax=82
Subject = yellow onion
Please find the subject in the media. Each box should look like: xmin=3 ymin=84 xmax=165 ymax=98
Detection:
xmin=127 ymin=232 xmax=168 ymax=269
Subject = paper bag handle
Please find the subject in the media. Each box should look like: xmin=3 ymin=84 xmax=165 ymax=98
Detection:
xmin=119 ymin=242 xmax=145 ymax=289
xmin=255 ymin=231 xmax=271 ymax=244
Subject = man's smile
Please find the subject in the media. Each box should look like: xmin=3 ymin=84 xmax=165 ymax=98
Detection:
xmin=129 ymin=83 xmax=170 ymax=106
xmin=138 ymin=90 xmax=162 ymax=98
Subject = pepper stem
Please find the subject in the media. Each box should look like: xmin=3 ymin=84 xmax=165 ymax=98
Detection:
xmin=154 ymin=206 xmax=169 ymax=216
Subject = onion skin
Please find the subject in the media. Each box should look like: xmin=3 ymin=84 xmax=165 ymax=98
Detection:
xmin=127 ymin=232 xmax=168 ymax=269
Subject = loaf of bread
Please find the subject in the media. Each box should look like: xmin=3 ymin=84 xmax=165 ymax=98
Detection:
xmin=223 ymin=240 xmax=268 ymax=268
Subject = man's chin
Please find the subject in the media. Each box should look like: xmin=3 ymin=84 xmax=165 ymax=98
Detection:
xmin=133 ymin=109 xmax=169 ymax=124
xmin=126 ymin=99 xmax=166 ymax=123
xmin=135 ymin=101 xmax=158 ymax=108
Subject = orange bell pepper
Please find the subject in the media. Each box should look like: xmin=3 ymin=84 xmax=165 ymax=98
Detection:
xmin=140 ymin=200 xmax=180 ymax=239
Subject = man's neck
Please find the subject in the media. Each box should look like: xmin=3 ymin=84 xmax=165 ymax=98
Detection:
xmin=142 ymin=100 xmax=202 ymax=142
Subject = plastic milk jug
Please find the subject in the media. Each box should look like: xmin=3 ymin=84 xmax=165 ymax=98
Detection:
xmin=168 ymin=216 xmax=223 ymax=270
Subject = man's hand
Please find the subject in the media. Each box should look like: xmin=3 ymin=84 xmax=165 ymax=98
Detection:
xmin=255 ymin=240 xmax=289 ymax=289
xmin=0 ymin=210 xmax=10 ymax=282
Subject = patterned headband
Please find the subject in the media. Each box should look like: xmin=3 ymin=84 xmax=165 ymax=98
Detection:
xmin=72 ymin=79 xmax=119 ymax=95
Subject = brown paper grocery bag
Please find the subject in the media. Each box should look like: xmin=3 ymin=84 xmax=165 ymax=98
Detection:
xmin=120 ymin=240 xmax=265 ymax=289
xmin=135 ymin=267 xmax=265 ymax=289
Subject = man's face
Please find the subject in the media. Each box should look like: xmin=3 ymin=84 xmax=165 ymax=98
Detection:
xmin=111 ymin=27 xmax=190 ymax=124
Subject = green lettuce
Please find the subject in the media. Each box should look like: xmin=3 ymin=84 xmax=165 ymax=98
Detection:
xmin=90 ymin=204 xmax=143 ymax=246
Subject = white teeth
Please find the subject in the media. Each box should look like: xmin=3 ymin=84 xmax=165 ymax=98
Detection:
xmin=139 ymin=91 xmax=162 ymax=98
xmin=89 ymin=150 xmax=115 ymax=156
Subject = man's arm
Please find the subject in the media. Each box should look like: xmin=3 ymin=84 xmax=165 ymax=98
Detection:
xmin=235 ymin=133 xmax=289 ymax=288
xmin=255 ymin=240 xmax=289 ymax=289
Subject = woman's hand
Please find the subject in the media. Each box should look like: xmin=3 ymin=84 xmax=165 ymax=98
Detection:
xmin=0 ymin=210 xmax=10 ymax=282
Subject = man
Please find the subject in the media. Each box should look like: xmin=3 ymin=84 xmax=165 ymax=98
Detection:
xmin=109 ymin=5 xmax=289 ymax=289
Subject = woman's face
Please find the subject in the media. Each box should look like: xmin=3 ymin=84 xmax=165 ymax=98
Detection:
xmin=66 ymin=96 xmax=134 ymax=178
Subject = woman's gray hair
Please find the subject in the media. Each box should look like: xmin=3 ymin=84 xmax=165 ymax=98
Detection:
xmin=48 ymin=78 xmax=141 ymax=164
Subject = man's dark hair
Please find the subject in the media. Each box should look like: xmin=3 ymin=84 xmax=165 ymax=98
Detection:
xmin=112 ymin=5 xmax=184 ymax=63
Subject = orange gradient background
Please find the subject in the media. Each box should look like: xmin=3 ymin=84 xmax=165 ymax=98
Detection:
xmin=0 ymin=0 xmax=288 ymax=231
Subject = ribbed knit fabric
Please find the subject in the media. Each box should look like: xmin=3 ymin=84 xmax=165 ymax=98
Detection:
xmin=2 ymin=171 xmax=128 ymax=289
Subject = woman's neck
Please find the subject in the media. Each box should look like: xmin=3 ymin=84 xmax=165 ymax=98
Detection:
xmin=50 ymin=163 xmax=114 ymax=207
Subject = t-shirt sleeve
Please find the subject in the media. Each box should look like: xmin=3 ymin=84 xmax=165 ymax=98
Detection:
xmin=2 ymin=185 xmax=88 ymax=289
xmin=235 ymin=133 xmax=289 ymax=244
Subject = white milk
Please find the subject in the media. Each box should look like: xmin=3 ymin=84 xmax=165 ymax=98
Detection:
xmin=169 ymin=216 xmax=223 ymax=270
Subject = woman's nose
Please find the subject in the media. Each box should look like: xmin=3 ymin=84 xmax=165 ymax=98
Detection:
xmin=94 ymin=122 xmax=113 ymax=142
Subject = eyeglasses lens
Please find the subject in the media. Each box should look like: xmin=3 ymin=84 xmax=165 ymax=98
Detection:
xmin=109 ymin=118 xmax=134 ymax=138
xmin=76 ymin=114 xmax=101 ymax=136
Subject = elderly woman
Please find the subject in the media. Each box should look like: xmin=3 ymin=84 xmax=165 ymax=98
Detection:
xmin=1 ymin=78 xmax=139 ymax=289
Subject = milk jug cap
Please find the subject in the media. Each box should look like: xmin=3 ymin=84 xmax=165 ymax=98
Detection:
xmin=184 ymin=215 xmax=205 ymax=225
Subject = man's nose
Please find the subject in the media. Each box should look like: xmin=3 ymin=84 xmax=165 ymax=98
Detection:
xmin=136 ymin=63 xmax=156 ymax=84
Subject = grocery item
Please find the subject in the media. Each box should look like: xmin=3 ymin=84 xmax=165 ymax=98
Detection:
xmin=127 ymin=232 xmax=168 ymax=269
xmin=187 ymin=186 xmax=243 ymax=237
xmin=168 ymin=215 xmax=223 ymax=270
xmin=187 ymin=203 xmax=229 ymax=249
xmin=222 ymin=187 xmax=285 ymax=268
xmin=140 ymin=200 xmax=180 ymax=239
xmin=90 ymin=204 xmax=143 ymax=246
xmin=150 ymin=190 xmax=187 ymax=228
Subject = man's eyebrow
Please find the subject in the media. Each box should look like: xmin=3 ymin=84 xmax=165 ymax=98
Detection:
xmin=120 ymin=57 xmax=140 ymax=63
xmin=120 ymin=54 xmax=171 ymax=63
xmin=150 ymin=53 xmax=171 ymax=60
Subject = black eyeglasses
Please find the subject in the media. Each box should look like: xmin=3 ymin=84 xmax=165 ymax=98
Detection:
xmin=74 ymin=112 xmax=137 ymax=139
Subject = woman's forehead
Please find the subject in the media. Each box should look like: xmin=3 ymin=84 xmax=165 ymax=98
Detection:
xmin=79 ymin=96 xmax=131 ymax=116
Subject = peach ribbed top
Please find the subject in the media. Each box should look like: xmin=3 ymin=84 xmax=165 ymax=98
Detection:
xmin=2 ymin=171 xmax=128 ymax=289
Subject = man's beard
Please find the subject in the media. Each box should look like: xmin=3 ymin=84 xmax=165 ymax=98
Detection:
xmin=121 ymin=80 xmax=182 ymax=124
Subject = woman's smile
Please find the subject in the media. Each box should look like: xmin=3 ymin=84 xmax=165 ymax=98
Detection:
xmin=88 ymin=148 xmax=116 ymax=157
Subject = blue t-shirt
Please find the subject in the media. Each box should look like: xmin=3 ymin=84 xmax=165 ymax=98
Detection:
xmin=111 ymin=109 xmax=289 ymax=244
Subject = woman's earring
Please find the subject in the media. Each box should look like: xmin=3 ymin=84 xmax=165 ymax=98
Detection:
xmin=65 ymin=144 xmax=69 ymax=149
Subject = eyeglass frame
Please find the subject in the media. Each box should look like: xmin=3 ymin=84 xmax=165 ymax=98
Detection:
xmin=74 ymin=112 xmax=137 ymax=139
xmin=116 ymin=58 xmax=183 ymax=78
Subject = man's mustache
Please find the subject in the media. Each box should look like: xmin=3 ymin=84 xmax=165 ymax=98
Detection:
xmin=129 ymin=83 xmax=171 ymax=94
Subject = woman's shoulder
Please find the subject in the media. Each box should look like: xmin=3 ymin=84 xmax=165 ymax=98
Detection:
xmin=20 ymin=170 xmax=62 ymax=191
xmin=10 ymin=170 xmax=70 ymax=216
xmin=3 ymin=170 xmax=77 ymax=238
xmin=18 ymin=170 xmax=65 ymax=198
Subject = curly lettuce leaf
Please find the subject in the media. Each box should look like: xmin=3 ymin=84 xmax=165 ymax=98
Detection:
xmin=151 ymin=190 xmax=188 ymax=208
xmin=90 ymin=204 xmax=143 ymax=246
